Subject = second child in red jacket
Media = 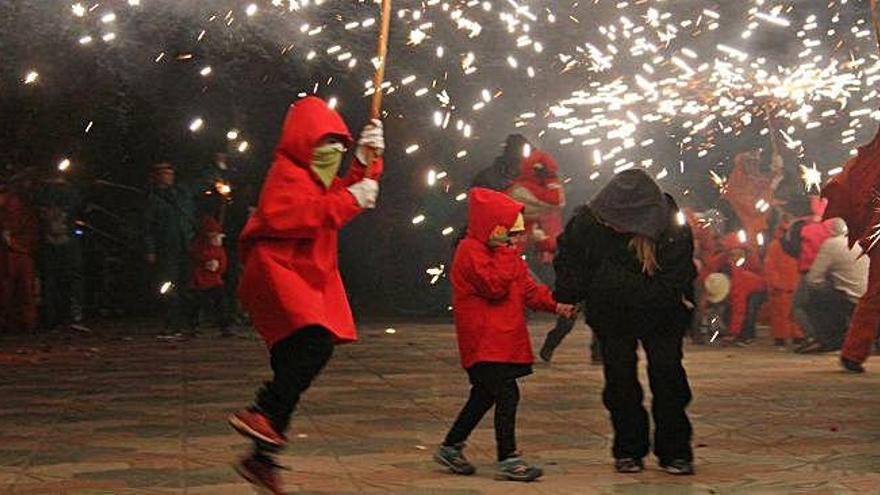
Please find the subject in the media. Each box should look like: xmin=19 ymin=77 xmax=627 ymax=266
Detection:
xmin=434 ymin=188 xmax=574 ymax=482
xmin=188 ymin=216 xmax=230 ymax=336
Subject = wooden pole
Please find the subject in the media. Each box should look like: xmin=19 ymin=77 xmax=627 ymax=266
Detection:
xmin=871 ymin=0 xmax=880 ymax=53
xmin=370 ymin=0 xmax=393 ymax=119
xmin=363 ymin=0 xmax=392 ymax=176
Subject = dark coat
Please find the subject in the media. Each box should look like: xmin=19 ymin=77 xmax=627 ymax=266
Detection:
xmin=554 ymin=197 xmax=696 ymax=334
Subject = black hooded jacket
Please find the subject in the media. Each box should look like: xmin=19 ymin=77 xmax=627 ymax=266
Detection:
xmin=554 ymin=184 xmax=696 ymax=333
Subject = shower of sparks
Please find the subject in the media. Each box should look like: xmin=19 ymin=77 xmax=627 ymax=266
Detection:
xmin=23 ymin=0 xmax=880 ymax=291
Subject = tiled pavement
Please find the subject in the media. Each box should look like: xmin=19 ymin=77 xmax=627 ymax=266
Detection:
xmin=1 ymin=318 xmax=878 ymax=494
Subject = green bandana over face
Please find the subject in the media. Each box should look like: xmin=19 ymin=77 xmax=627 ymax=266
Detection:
xmin=311 ymin=143 xmax=345 ymax=188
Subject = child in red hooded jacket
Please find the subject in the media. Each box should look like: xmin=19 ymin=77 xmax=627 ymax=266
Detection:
xmin=434 ymin=188 xmax=574 ymax=482
xmin=188 ymin=216 xmax=230 ymax=336
xmin=228 ymin=97 xmax=383 ymax=494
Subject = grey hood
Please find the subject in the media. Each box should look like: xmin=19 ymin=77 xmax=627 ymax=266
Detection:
xmin=590 ymin=169 xmax=669 ymax=240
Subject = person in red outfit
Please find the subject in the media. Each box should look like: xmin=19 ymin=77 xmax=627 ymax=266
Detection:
xmin=434 ymin=188 xmax=573 ymax=482
xmin=506 ymin=150 xmax=565 ymax=262
xmin=720 ymin=234 xmax=766 ymax=345
xmin=188 ymin=216 xmax=230 ymax=336
xmin=227 ymin=96 xmax=383 ymax=494
xmin=823 ymin=127 xmax=880 ymax=373
xmin=763 ymin=220 xmax=804 ymax=348
xmin=0 ymin=179 xmax=40 ymax=333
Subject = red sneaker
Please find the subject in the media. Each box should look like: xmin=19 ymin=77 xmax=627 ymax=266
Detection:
xmin=228 ymin=410 xmax=287 ymax=447
xmin=234 ymin=454 xmax=285 ymax=495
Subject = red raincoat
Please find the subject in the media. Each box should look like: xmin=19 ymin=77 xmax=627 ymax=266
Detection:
xmin=825 ymin=127 xmax=880 ymax=364
xmin=190 ymin=216 xmax=227 ymax=289
xmin=506 ymin=151 xmax=565 ymax=260
xmin=451 ymin=188 xmax=557 ymax=369
xmin=238 ymin=97 xmax=380 ymax=348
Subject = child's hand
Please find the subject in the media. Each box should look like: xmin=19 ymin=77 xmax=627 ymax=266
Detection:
xmin=205 ymin=259 xmax=220 ymax=272
xmin=555 ymin=303 xmax=577 ymax=319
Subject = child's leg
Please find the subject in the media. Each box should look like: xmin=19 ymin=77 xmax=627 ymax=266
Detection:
xmin=444 ymin=382 xmax=495 ymax=446
xmin=254 ymin=326 xmax=335 ymax=442
xmin=493 ymin=379 xmax=520 ymax=461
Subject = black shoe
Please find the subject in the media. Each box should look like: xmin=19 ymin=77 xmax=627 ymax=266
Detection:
xmin=841 ymin=357 xmax=865 ymax=374
xmin=734 ymin=338 xmax=754 ymax=348
xmin=774 ymin=338 xmax=785 ymax=347
xmin=434 ymin=443 xmax=476 ymax=475
xmin=660 ymin=459 xmax=694 ymax=475
xmin=614 ymin=458 xmax=644 ymax=473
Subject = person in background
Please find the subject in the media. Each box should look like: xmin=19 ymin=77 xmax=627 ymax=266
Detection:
xmin=797 ymin=219 xmax=868 ymax=354
xmin=787 ymin=197 xmax=835 ymax=352
xmin=763 ymin=217 xmax=804 ymax=349
xmin=228 ymin=97 xmax=383 ymax=494
xmin=471 ymin=134 xmax=531 ymax=192
xmin=554 ymin=170 xmax=697 ymax=476
xmin=0 ymin=174 xmax=40 ymax=333
xmin=720 ymin=233 xmax=766 ymax=346
xmin=143 ymin=162 xmax=197 ymax=332
xmin=35 ymin=169 xmax=85 ymax=329
xmin=434 ymin=188 xmax=574 ymax=482
xmin=188 ymin=216 xmax=231 ymax=337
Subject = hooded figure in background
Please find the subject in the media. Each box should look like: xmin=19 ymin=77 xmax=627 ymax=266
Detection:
xmin=506 ymin=150 xmax=565 ymax=262
xmin=554 ymin=169 xmax=697 ymax=476
xmin=823 ymin=127 xmax=880 ymax=373
xmin=471 ymin=134 xmax=531 ymax=192
xmin=229 ymin=96 xmax=383 ymax=494
xmin=188 ymin=215 xmax=230 ymax=336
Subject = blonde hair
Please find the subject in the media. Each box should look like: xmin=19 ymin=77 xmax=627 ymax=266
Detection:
xmin=629 ymin=235 xmax=659 ymax=276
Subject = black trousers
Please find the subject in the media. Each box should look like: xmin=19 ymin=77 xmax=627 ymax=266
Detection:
xmin=443 ymin=369 xmax=521 ymax=461
xmin=254 ymin=326 xmax=335 ymax=448
xmin=39 ymin=241 xmax=84 ymax=328
xmin=188 ymin=287 xmax=230 ymax=331
xmin=597 ymin=329 xmax=693 ymax=463
xmin=805 ymin=287 xmax=855 ymax=350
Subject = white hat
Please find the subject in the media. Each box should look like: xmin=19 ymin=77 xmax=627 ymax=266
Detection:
xmin=704 ymin=273 xmax=731 ymax=304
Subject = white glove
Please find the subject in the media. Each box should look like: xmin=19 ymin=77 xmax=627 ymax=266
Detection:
xmin=205 ymin=259 xmax=220 ymax=272
xmin=532 ymin=225 xmax=548 ymax=242
xmin=355 ymin=119 xmax=384 ymax=165
xmin=1 ymin=230 xmax=11 ymax=247
xmin=347 ymin=178 xmax=379 ymax=209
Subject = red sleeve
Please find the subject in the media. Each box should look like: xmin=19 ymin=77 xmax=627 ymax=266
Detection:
xmin=5 ymin=196 xmax=39 ymax=253
xmin=523 ymin=270 xmax=557 ymax=313
xmin=248 ymin=159 xmax=362 ymax=239
xmin=339 ymin=156 xmax=383 ymax=188
xmin=459 ymin=243 xmax=521 ymax=301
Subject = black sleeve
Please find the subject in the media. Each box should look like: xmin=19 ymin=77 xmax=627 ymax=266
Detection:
xmin=590 ymin=225 xmax=697 ymax=308
xmin=553 ymin=209 xmax=599 ymax=304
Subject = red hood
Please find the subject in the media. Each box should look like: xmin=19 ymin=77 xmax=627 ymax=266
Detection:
xmin=520 ymin=150 xmax=559 ymax=181
xmin=467 ymin=188 xmax=524 ymax=243
xmin=275 ymin=96 xmax=353 ymax=168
